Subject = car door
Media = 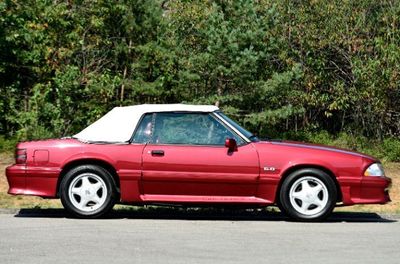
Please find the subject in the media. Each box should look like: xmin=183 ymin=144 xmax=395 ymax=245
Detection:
xmin=139 ymin=112 xmax=260 ymax=200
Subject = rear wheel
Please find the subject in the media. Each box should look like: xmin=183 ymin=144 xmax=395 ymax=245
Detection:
xmin=60 ymin=165 xmax=117 ymax=218
xmin=279 ymin=168 xmax=337 ymax=221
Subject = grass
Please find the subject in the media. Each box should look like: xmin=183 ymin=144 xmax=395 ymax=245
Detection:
xmin=1 ymin=152 xmax=399 ymax=214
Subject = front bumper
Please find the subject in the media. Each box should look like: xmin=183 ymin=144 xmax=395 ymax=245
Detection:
xmin=340 ymin=176 xmax=391 ymax=205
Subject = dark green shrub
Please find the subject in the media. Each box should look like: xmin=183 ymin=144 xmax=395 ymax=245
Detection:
xmin=382 ymin=138 xmax=400 ymax=162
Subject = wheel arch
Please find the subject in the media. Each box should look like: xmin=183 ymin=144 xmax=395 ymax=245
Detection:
xmin=57 ymin=158 xmax=120 ymax=197
xmin=275 ymin=164 xmax=342 ymax=205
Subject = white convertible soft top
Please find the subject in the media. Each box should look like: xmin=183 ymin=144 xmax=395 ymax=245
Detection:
xmin=73 ymin=104 xmax=219 ymax=142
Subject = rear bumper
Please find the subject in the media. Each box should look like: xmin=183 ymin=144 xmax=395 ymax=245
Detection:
xmin=6 ymin=164 xmax=60 ymax=197
xmin=6 ymin=165 xmax=26 ymax=195
xmin=339 ymin=176 xmax=391 ymax=205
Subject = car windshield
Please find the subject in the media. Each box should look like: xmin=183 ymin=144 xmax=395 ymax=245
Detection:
xmin=216 ymin=112 xmax=259 ymax=142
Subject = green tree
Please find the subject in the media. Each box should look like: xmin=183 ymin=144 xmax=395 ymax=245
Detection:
xmin=0 ymin=0 xmax=399 ymax=150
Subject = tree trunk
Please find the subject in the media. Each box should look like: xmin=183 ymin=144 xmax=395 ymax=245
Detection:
xmin=120 ymin=39 xmax=133 ymax=105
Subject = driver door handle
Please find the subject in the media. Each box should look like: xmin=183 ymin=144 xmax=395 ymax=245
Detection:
xmin=151 ymin=150 xmax=164 ymax=156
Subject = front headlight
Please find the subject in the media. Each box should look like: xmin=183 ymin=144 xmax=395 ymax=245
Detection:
xmin=364 ymin=163 xmax=385 ymax=177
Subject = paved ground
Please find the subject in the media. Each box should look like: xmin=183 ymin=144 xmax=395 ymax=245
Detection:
xmin=0 ymin=209 xmax=399 ymax=264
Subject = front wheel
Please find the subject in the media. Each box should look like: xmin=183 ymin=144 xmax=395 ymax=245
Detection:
xmin=279 ymin=168 xmax=337 ymax=221
xmin=60 ymin=165 xmax=117 ymax=218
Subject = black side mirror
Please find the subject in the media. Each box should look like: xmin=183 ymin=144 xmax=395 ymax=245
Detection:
xmin=225 ymin=138 xmax=238 ymax=152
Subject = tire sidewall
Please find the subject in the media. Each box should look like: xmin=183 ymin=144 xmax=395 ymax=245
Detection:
xmin=60 ymin=165 xmax=116 ymax=218
xmin=280 ymin=168 xmax=337 ymax=221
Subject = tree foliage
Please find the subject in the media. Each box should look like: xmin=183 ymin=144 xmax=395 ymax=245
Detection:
xmin=0 ymin=0 xmax=399 ymax=145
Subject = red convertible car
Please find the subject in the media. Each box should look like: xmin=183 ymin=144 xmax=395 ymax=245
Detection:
xmin=6 ymin=104 xmax=391 ymax=221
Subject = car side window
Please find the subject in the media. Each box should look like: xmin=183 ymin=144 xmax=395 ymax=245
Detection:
xmin=151 ymin=113 xmax=244 ymax=145
xmin=131 ymin=113 xmax=153 ymax=143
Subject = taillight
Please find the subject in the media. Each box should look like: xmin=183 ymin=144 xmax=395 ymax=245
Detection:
xmin=15 ymin=149 xmax=27 ymax=164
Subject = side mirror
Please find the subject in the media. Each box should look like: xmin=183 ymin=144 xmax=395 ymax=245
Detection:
xmin=225 ymin=138 xmax=238 ymax=152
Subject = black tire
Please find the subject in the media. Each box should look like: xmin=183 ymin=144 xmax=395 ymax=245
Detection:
xmin=279 ymin=168 xmax=337 ymax=221
xmin=60 ymin=165 xmax=117 ymax=218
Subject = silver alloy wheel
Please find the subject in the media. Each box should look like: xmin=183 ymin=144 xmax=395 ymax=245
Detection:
xmin=289 ymin=176 xmax=329 ymax=216
xmin=68 ymin=173 xmax=108 ymax=212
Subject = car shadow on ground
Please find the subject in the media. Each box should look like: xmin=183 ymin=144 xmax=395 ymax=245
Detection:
xmin=14 ymin=207 xmax=397 ymax=223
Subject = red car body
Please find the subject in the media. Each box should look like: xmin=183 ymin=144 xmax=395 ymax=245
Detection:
xmin=5 ymin=104 xmax=391 ymax=220
xmin=7 ymin=139 xmax=391 ymax=204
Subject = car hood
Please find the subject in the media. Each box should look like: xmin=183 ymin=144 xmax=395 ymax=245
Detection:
xmin=256 ymin=140 xmax=377 ymax=161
